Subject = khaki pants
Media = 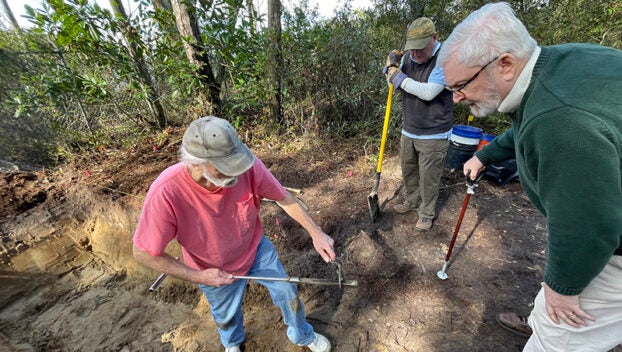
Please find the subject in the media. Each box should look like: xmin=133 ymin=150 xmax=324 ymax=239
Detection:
xmin=524 ymin=255 xmax=622 ymax=352
xmin=399 ymin=135 xmax=449 ymax=219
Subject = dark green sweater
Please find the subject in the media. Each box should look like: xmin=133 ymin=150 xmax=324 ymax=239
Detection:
xmin=476 ymin=44 xmax=622 ymax=295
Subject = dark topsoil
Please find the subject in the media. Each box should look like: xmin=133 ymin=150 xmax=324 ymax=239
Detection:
xmin=1 ymin=130 xmax=617 ymax=352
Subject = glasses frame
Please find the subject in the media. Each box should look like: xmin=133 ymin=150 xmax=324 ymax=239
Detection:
xmin=445 ymin=55 xmax=500 ymax=97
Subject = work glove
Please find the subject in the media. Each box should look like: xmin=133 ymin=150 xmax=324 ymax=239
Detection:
xmin=385 ymin=66 xmax=407 ymax=88
xmin=385 ymin=49 xmax=403 ymax=68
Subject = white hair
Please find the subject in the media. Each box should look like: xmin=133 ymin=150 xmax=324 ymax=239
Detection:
xmin=437 ymin=2 xmax=537 ymax=67
xmin=179 ymin=144 xmax=208 ymax=165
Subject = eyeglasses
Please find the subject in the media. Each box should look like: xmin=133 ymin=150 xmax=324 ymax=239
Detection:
xmin=445 ymin=55 xmax=500 ymax=97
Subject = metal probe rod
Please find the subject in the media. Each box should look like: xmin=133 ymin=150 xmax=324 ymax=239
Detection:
xmin=233 ymin=275 xmax=358 ymax=286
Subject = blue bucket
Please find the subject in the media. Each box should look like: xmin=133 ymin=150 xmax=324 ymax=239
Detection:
xmin=450 ymin=125 xmax=483 ymax=145
xmin=445 ymin=125 xmax=483 ymax=170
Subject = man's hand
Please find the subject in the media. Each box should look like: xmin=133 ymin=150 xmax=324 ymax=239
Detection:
xmin=385 ymin=49 xmax=403 ymax=68
xmin=542 ymin=282 xmax=595 ymax=328
xmin=463 ymin=156 xmax=485 ymax=180
xmin=311 ymin=231 xmax=336 ymax=263
xmin=133 ymin=245 xmax=235 ymax=287
xmin=192 ymin=268 xmax=235 ymax=287
xmin=275 ymin=191 xmax=336 ymax=262
xmin=386 ymin=66 xmax=407 ymax=87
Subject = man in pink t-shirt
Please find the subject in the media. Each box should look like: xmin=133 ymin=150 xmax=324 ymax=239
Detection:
xmin=133 ymin=116 xmax=335 ymax=352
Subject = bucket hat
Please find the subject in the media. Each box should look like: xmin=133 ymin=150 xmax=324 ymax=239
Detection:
xmin=182 ymin=116 xmax=255 ymax=176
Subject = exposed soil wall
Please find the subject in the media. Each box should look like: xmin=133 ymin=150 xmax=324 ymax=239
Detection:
xmin=1 ymin=144 xmax=620 ymax=352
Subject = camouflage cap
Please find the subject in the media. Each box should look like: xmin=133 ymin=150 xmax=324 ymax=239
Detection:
xmin=403 ymin=17 xmax=436 ymax=51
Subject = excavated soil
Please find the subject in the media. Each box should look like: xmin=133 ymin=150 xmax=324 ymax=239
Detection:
xmin=1 ymin=132 xmax=619 ymax=352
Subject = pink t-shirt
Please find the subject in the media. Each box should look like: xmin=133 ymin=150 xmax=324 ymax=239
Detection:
xmin=132 ymin=158 xmax=286 ymax=275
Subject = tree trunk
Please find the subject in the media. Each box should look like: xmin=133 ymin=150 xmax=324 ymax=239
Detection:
xmin=267 ymin=0 xmax=283 ymax=128
xmin=0 ymin=0 xmax=21 ymax=31
xmin=109 ymin=0 xmax=167 ymax=128
xmin=170 ymin=0 xmax=221 ymax=115
xmin=246 ymin=0 xmax=257 ymax=35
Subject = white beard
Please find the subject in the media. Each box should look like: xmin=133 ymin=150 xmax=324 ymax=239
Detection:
xmin=201 ymin=166 xmax=238 ymax=188
xmin=468 ymin=74 xmax=501 ymax=117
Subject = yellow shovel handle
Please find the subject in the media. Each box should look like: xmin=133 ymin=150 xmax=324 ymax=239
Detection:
xmin=376 ymin=83 xmax=394 ymax=173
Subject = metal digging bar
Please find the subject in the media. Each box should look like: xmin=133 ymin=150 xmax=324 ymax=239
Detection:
xmin=235 ymin=260 xmax=357 ymax=287
xmin=232 ymin=276 xmax=358 ymax=287
xmin=149 ymin=261 xmax=357 ymax=291
xmin=149 ymin=272 xmax=168 ymax=292
xmin=437 ymin=171 xmax=483 ymax=280
xmin=149 ymin=257 xmax=178 ymax=292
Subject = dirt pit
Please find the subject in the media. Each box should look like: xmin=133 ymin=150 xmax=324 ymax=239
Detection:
xmin=0 ymin=139 xmax=619 ymax=352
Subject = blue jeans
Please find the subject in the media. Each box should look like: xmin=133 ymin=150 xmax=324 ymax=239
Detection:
xmin=199 ymin=236 xmax=315 ymax=349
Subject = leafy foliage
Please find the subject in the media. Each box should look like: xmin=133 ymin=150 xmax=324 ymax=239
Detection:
xmin=281 ymin=3 xmax=387 ymax=139
xmin=0 ymin=0 xmax=620 ymax=167
xmin=513 ymin=0 xmax=621 ymax=47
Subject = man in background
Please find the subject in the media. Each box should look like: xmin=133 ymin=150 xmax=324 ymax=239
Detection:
xmin=384 ymin=17 xmax=454 ymax=231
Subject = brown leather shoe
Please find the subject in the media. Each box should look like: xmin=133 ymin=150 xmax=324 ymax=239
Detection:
xmin=415 ymin=217 xmax=433 ymax=231
xmin=496 ymin=312 xmax=532 ymax=338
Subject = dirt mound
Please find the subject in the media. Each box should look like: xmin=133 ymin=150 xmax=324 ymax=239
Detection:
xmin=2 ymin=136 xmax=616 ymax=351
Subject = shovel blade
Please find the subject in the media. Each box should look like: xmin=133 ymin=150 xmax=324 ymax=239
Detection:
xmin=367 ymin=192 xmax=380 ymax=223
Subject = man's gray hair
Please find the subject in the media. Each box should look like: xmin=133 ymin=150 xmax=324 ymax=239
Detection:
xmin=179 ymin=144 xmax=208 ymax=165
xmin=437 ymin=2 xmax=537 ymax=67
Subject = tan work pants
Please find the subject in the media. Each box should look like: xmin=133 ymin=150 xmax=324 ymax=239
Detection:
xmin=399 ymin=135 xmax=449 ymax=220
xmin=524 ymin=255 xmax=622 ymax=352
